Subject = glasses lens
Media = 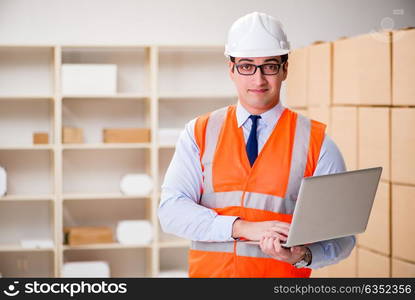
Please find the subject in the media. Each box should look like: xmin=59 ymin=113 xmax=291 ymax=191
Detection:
xmin=237 ymin=64 xmax=256 ymax=75
xmin=261 ymin=64 xmax=280 ymax=75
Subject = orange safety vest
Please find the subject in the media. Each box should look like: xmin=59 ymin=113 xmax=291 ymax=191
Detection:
xmin=188 ymin=104 xmax=326 ymax=278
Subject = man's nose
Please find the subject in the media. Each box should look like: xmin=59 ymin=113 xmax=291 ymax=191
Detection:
xmin=251 ymin=67 xmax=267 ymax=85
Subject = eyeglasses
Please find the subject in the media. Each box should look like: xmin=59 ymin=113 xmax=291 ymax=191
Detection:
xmin=234 ymin=62 xmax=285 ymax=76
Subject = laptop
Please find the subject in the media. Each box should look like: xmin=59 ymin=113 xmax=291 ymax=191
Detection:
xmin=246 ymin=167 xmax=382 ymax=247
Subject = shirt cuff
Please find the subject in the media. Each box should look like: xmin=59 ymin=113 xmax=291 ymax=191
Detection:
xmin=307 ymin=242 xmax=326 ymax=269
xmin=212 ymin=215 xmax=240 ymax=242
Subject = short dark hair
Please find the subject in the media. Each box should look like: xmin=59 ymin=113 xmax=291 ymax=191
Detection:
xmin=230 ymin=54 xmax=288 ymax=63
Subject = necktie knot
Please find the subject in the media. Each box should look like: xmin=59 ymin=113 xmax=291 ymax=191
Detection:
xmin=249 ymin=115 xmax=261 ymax=123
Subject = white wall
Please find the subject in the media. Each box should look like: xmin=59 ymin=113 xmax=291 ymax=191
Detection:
xmin=0 ymin=0 xmax=414 ymax=48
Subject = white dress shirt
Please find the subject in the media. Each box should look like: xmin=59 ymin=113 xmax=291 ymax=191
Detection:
xmin=158 ymin=100 xmax=356 ymax=269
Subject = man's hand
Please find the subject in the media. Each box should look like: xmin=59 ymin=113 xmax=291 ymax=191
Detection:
xmin=259 ymin=230 xmax=307 ymax=265
xmin=232 ymin=219 xmax=290 ymax=242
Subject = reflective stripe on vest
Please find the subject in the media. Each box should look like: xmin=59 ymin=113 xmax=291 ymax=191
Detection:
xmin=201 ymin=191 xmax=295 ymax=215
xmin=192 ymin=241 xmax=270 ymax=259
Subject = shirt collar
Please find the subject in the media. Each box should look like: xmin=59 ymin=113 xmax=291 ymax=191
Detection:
xmin=236 ymin=100 xmax=285 ymax=128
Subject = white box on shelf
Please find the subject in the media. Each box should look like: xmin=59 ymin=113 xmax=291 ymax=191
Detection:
xmin=62 ymin=261 xmax=110 ymax=278
xmin=20 ymin=239 xmax=54 ymax=249
xmin=0 ymin=167 xmax=6 ymax=196
xmin=119 ymin=174 xmax=153 ymax=196
xmin=62 ymin=64 xmax=117 ymax=95
xmin=158 ymin=269 xmax=188 ymax=278
xmin=116 ymin=220 xmax=153 ymax=245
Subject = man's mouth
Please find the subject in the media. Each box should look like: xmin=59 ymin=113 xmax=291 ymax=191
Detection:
xmin=248 ymin=89 xmax=269 ymax=94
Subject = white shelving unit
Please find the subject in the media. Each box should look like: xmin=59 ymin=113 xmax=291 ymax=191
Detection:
xmin=0 ymin=44 xmax=237 ymax=277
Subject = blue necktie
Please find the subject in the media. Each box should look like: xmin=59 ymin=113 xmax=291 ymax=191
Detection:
xmin=246 ymin=115 xmax=261 ymax=167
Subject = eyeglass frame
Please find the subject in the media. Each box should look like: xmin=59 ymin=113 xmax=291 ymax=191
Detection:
xmin=233 ymin=61 xmax=286 ymax=76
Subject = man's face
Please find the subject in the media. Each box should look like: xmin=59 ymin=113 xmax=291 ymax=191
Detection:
xmin=229 ymin=56 xmax=288 ymax=113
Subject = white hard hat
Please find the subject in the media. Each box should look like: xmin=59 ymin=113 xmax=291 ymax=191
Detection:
xmin=224 ymin=12 xmax=290 ymax=58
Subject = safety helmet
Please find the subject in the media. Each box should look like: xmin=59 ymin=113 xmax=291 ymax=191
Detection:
xmin=224 ymin=12 xmax=290 ymax=58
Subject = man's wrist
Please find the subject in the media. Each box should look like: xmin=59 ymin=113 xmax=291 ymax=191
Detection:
xmin=293 ymin=247 xmax=312 ymax=268
xmin=231 ymin=218 xmax=242 ymax=239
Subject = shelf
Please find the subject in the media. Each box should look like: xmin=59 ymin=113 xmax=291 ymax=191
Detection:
xmin=0 ymin=195 xmax=54 ymax=201
xmin=158 ymin=240 xmax=190 ymax=248
xmin=62 ymin=93 xmax=149 ymax=100
xmin=158 ymin=144 xmax=176 ymax=149
xmin=0 ymin=95 xmax=54 ymax=101
xmin=0 ymin=44 xmax=231 ymax=278
xmin=62 ymin=143 xmax=151 ymax=150
xmin=0 ymin=145 xmax=54 ymax=150
xmin=0 ymin=244 xmax=55 ymax=252
xmin=63 ymin=243 xmax=152 ymax=251
xmin=158 ymin=92 xmax=236 ymax=100
xmin=63 ymin=193 xmax=151 ymax=200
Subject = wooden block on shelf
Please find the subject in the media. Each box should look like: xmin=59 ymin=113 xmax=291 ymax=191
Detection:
xmin=357 ymin=181 xmax=390 ymax=255
xmin=64 ymin=226 xmax=113 ymax=246
xmin=357 ymin=248 xmax=390 ymax=277
xmin=103 ymin=128 xmax=151 ymax=143
xmin=392 ymin=184 xmax=415 ymax=263
xmin=62 ymin=127 xmax=84 ymax=144
xmin=33 ymin=132 xmax=49 ymax=144
xmin=392 ymin=259 xmax=415 ymax=277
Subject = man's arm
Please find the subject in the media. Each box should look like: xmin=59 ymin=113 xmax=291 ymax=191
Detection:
xmin=158 ymin=118 xmax=238 ymax=242
xmin=306 ymin=134 xmax=356 ymax=269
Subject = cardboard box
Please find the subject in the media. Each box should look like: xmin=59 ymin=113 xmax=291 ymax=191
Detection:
xmin=64 ymin=227 xmax=113 ymax=246
xmin=286 ymin=47 xmax=308 ymax=108
xmin=358 ymin=181 xmax=390 ymax=255
xmin=393 ymin=28 xmax=415 ymax=105
xmin=392 ymin=259 xmax=415 ymax=277
xmin=330 ymin=107 xmax=358 ymax=170
xmin=310 ymin=267 xmax=329 ymax=278
xmin=33 ymin=132 xmax=49 ymax=144
xmin=308 ymin=106 xmax=331 ymax=135
xmin=392 ymin=184 xmax=415 ymax=263
xmin=291 ymin=108 xmax=308 ymax=117
xmin=358 ymin=108 xmax=390 ymax=181
xmin=62 ymin=64 xmax=117 ymax=95
xmin=357 ymin=248 xmax=390 ymax=277
xmin=325 ymin=247 xmax=357 ymax=277
xmin=391 ymin=108 xmax=415 ymax=185
xmin=62 ymin=127 xmax=84 ymax=144
xmin=333 ymin=32 xmax=391 ymax=105
xmin=103 ymin=128 xmax=151 ymax=143
xmin=308 ymin=42 xmax=331 ymax=107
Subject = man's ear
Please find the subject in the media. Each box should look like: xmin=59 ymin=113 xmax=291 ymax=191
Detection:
xmin=281 ymin=61 xmax=288 ymax=81
xmin=228 ymin=61 xmax=235 ymax=80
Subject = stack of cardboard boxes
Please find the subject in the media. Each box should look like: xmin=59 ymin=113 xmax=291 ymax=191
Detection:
xmin=286 ymin=28 xmax=415 ymax=277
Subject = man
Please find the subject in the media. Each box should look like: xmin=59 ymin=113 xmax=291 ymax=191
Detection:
xmin=158 ymin=12 xmax=355 ymax=277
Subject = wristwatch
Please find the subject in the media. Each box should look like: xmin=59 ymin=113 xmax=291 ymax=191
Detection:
xmin=293 ymin=247 xmax=312 ymax=268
